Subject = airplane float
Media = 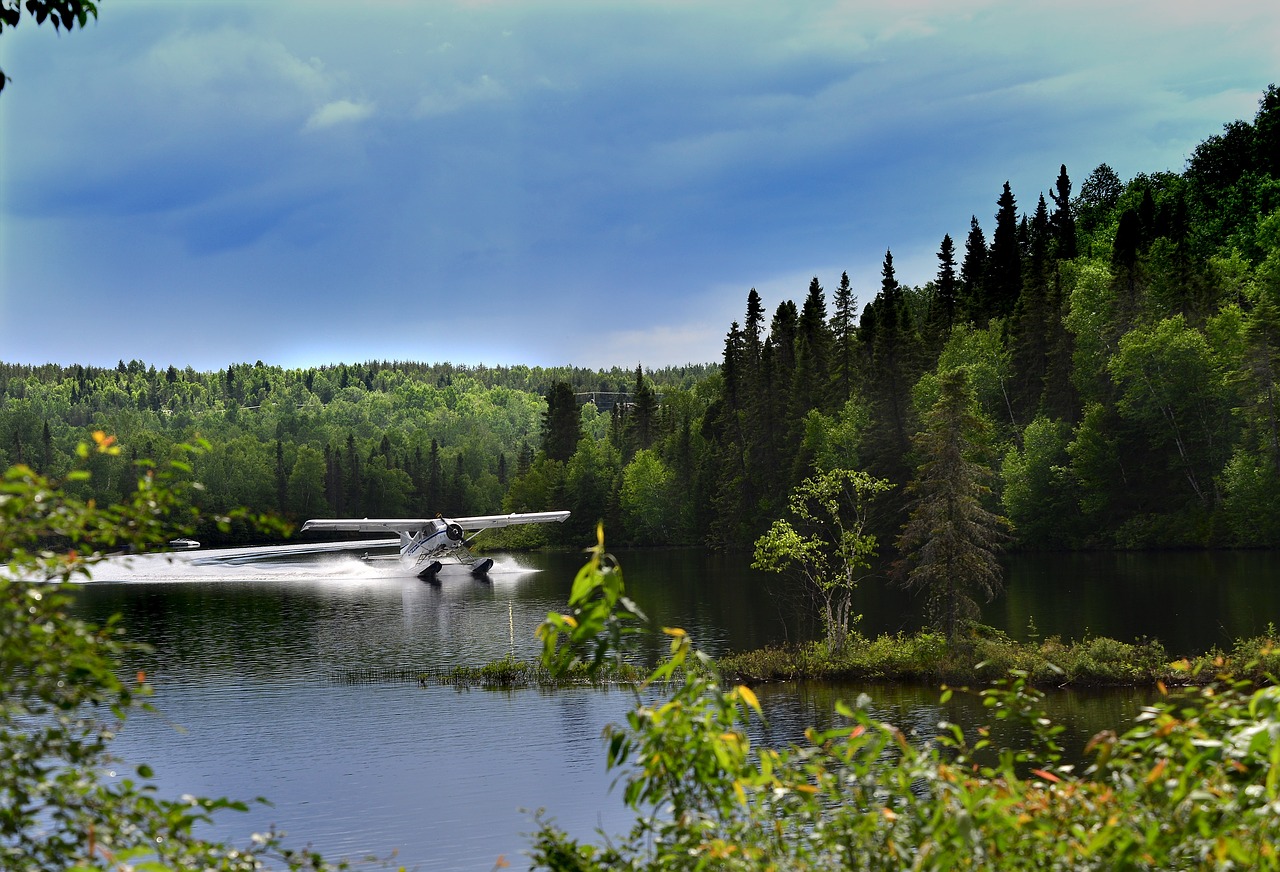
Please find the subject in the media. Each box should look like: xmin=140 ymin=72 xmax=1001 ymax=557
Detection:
xmin=300 ymin=511 xmax=570 ymax=581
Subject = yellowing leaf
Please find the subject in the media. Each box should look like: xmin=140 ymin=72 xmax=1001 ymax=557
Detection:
xmin=736 ymin=684 xmax=762 ymax=714
xmin=662 ymin=627 xmax=687 ymax=638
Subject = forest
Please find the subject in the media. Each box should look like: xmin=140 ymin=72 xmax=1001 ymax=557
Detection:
xmin=2 ymin=85 xmax=1278 ymax=553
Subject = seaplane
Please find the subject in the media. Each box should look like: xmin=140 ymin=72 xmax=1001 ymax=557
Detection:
xmin=299 ymin=511 xmax=570 ymax=582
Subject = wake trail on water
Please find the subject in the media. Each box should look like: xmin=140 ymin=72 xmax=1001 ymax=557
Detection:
xmin=84 ymin=549 xmax=542 ymax=585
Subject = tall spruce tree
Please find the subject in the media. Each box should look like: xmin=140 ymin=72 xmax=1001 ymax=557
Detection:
xmin=960 ymin=216 xmax=988 ymax=322
xmin=896 ymin=367 xmax=1011 ymax=640
xmin=627 ymin=364 xmax=658 ymax=456
xmin=1049 ymin=164 xmax=1078 ymax=260
xmin=863 ymin=250 xmax=917 ymax=491
xmin=1010 ymin=195 xmax=1052 ymax=420
xmin=986 ymin=182 xmax=1023 ymax=321
xmin=829 ymin=271 xmax=858 ymax=405
xmin=926 ymin=234 xmax=959 ymax=350
xmin=541 ymin=382 xmax=581 ymax=462
xmin=793 ymin=277 xmax=833 ymax=414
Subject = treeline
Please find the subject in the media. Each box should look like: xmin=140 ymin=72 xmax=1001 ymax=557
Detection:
xmin=5 ymin=86 xmax=1279 ymax=551
xmin=0 ymin=359 xmax=712 ymax=543
xmin=507 ymin=85 xmax=1280 ymax=551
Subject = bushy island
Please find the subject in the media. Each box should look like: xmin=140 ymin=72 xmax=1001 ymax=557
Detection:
xmin=438 ymin=628 xmax=1280 ymax=691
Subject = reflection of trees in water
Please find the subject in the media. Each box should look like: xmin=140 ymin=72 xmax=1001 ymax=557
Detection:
xmin=753 ymin=682 xmax=1149 ymax=768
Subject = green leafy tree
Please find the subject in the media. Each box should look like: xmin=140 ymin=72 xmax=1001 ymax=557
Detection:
xmin=619 ymin=449 xmax=676 ymax=545
xmin=897 ymin=368 xmax=1011 ymax=640
xmin=1002 ymin=416 xmax=1076 ymax=547
xmin=753 ymin=469 xmax=891 ymax=654
xmin=287 ymin=444 xmax=327 ymax=518
xmin=1108 ymin=315 xmax=1235 ymax=512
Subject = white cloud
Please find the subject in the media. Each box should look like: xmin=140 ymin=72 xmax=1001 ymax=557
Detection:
xmin=305 ymin=99 xmax=376 ymax=131
xmin=415 ymin=74 xmax=509 ymax=117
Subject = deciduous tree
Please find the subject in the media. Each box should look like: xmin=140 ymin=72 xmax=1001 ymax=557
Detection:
xmin=753 ymin=468 xmax=891 ymax=654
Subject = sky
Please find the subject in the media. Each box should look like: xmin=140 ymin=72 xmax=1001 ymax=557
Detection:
xmin=1 ymin=1 xmax=1277 ymax=372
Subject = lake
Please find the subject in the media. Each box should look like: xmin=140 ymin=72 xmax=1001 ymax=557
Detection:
xmin=72 ymin=547 xmax=1280 ymax=869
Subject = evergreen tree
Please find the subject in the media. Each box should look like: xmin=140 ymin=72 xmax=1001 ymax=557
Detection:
xmin=829 ymin=271 xmax=858 ymax=405
xmin=275 ymin=438 xmax=287 ymax=513
xmin=742 ymin=288 xmax=766 ymax=388
xmin=1010 ymin=195 xmax=1052 ymax=420
xmin=926 ymin=234 xmax=958 ymax=348
xmin=986 ymin=182 xmax=1023 ymax=321
xmin=1049 ymin=164 xmax=1078 ymax=260
xmin=862 ymin=250 xmax=917 ymax=492
xmin=344 ymin=433 xmax=361 ymax=515
xmin=793 ymin=277 xmax=833 ymax=414
xmin=959 ymin=216 xmax=988 ymax=322
xmin=40 ymin=420 xmax=52 ymax=474
xmin=626 ymin=364 xmax=658 ymax=456
xmin=541 ymin=381 xmax=581 ymax=462
xmin=896 ymin=368 xmax=1011 ymax=640
xmin=427 ymin=438 xmax=443 ymax=509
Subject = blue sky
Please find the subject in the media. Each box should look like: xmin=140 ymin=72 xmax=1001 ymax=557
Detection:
xmin=2 ymin=1 xmax=1276 ymax=371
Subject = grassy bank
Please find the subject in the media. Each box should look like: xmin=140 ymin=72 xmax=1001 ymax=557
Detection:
xmin=718 ymin=626 xmax=1280 ymax=688
xmin=442 ymin=628 xmax=1280 ymax=690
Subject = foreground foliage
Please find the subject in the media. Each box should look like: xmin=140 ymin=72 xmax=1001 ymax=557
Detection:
xmin=530 ymin=538 xmax=1280 ymax=870
xmin=0 ymin=442 xmax=350 ymax=871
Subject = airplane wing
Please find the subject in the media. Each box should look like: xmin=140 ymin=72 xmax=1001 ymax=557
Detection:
xmin=186 ymin=538 xmax=399 ymax=565
xmin=300 ymin=519 xmax=432 ymax=534
xmin=448 ymin=511 xmax=571 ymax=531
xmin=299 ymin=511 xmax=570 ymax=535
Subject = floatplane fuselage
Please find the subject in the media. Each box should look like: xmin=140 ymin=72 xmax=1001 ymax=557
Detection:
xmin=300 ymin=511 xmax=570 ymax=581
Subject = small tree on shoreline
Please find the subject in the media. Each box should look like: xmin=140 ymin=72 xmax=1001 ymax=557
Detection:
xmin=753 ymin=468 xmax=892 ymax=655
xmin=896 ymin=367 xmax=1011 ymax=640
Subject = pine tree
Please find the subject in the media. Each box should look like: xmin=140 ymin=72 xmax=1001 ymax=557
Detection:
xmin=896 ymin=368 xmax=1011 ymax=640
xmin=862 ymin=250 xmax=917 ymax=490
xmin=926 ymin=234 xmax=958 ymax=349
xmin=1010 ymin=195 xmax=1052 ymax=420
xmin=427 ymin=438 xmax=443 ymax=509
xmin=1048 ymin=164 xmax=1077 ymax=260
xmin=987 ymin=182 xmax=1023 ymax=321
xmin=541 ymin=382 xmax=581 ymax=462
xmin=793 ymin=277 xmax=833 ymax=414
xmin=275 ymin=439 xmax=288 ymax=514
xmin=620 ymin=364 xmax=659 ymax=459
xmin=959 ymin=216 xmax=988 ymax=322
xmin=829 ymin=271 xmax=858 ymax=405
xmin=742 ymin=289 xmax=766 ymax=388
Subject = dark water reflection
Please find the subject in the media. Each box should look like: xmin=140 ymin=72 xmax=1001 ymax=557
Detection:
xmin=68 ymin=546 xmax=1280 ymax=868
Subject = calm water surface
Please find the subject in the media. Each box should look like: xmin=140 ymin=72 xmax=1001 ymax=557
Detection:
xmin=72 ymin=547 xmax=1280 ymax=869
